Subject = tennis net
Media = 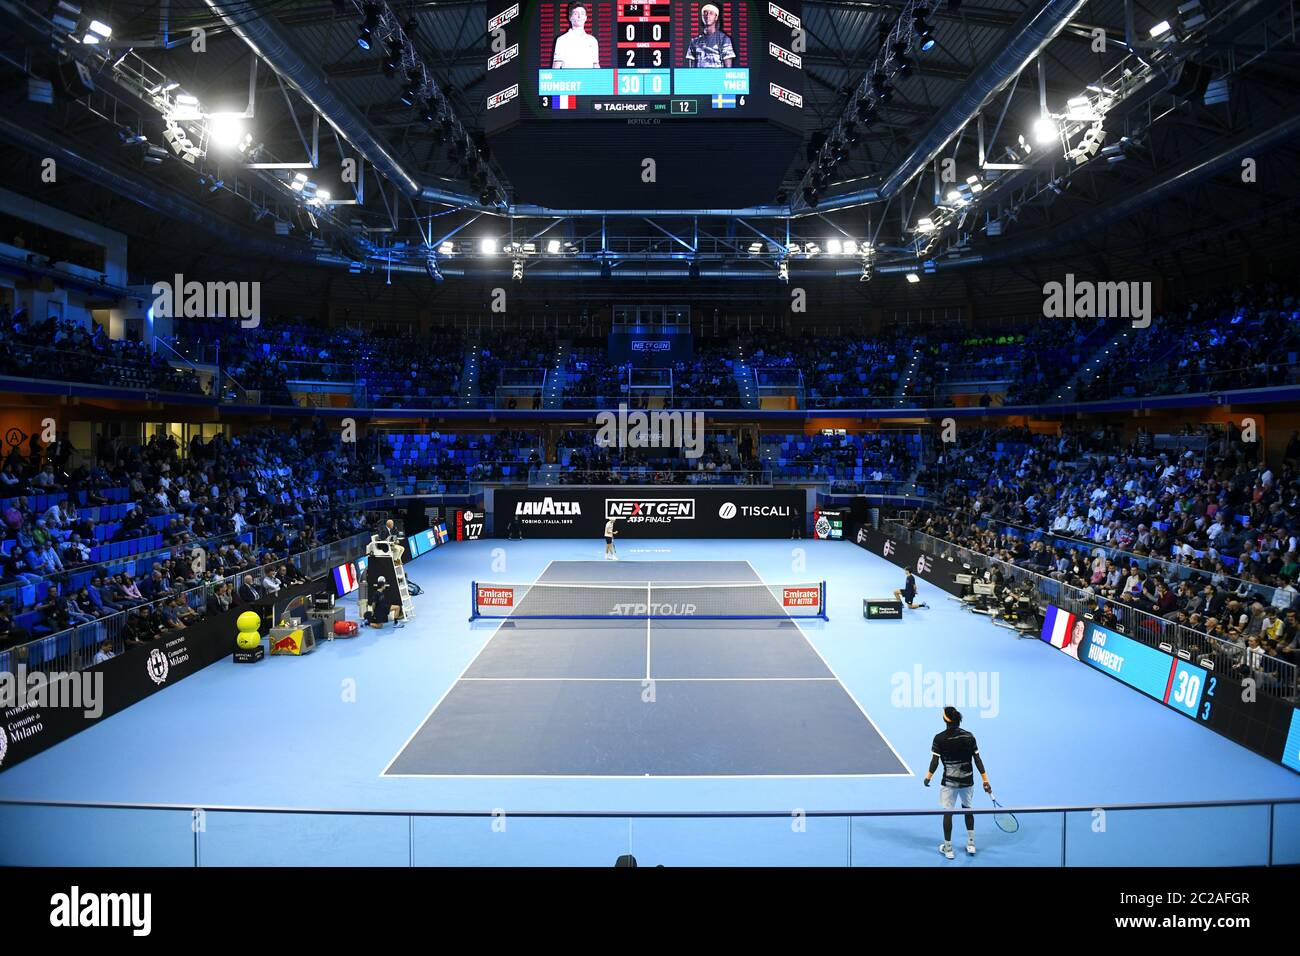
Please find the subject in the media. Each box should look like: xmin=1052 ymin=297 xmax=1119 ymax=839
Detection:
xmin=470 ymin=580 xmax=827 ymax=621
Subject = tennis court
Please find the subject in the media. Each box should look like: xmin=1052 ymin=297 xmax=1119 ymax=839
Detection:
xmin=384 ymin=559 xmax=910 ymax=777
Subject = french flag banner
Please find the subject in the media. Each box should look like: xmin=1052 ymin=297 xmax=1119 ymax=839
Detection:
xmin=1040 ymin=605 xmax=1077 ymax=649
xmin=551 ymin=95 xmax=577 ymax=110
xmin=333 ymin=562 xmax=359 ymax=595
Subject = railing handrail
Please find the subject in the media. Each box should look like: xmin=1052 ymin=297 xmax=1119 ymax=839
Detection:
xmin=0 ymin=795 xmax=1294 ymax=817
xmin=883 ymin=519 xmax=1298 ymax=698
xmin=0 ymin=529 xmax=373 ymax=674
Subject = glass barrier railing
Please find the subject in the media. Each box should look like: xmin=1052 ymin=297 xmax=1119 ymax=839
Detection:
xmin=0 ymin=799 xmax=1294 ymax=867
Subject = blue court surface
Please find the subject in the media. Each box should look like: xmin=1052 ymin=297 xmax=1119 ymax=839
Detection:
xmin=386 ymin=560 xmax=908 ymax=777
xmin=1 ymin=539 xmax=1297 ymax=866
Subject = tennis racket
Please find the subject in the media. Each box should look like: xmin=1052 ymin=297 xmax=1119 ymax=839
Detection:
xmin=991 ymin=795 xmax=1018 ymax=833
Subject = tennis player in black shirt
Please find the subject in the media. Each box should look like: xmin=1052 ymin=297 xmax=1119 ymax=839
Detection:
xmin=924 ymin=706 xmax=992 ymax=859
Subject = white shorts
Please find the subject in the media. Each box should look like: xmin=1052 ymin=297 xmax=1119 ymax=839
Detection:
xmin=939 ymin=785 xmax=974 ymax=810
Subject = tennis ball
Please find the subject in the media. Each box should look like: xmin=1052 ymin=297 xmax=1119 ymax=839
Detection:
xmin=236 ymin=629 xmax=261 ymax=650
xmin=236 ymin=611 xmax=261 ymax=633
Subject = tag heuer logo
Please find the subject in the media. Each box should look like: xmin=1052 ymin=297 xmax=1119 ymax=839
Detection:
xmin=146 ymin=648 xmax=170 ymax=685
xmin=463 ymin=511 xmax=477 ymax=522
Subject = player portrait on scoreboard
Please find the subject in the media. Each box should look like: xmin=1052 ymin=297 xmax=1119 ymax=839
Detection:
xmin=686 ymin=4 xmax=735 ymax=68
xmin=1065 ymin=618 xmax=1086 ymax=659
xmin=552 ymin=1 xmax=601 ymax=68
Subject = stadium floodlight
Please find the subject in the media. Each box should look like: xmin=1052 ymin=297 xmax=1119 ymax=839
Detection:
xmin=291 ymin=173 xmax=308 ymax=191
xmin=51 ymin=1 xmax=80 ymax=33
xmin=1033 ymin=116 xmax=1058 ymax=144
xmin=315 ymin=189 xmax=331 ymax=203
xmin=844 ymin=239 xmax=858 ymax=255
xmin=1178 ymin=0 xmax=1207 ymax=31
xmin=480 ymin=238 xmax=497 ymax=255
xmin=1149 ymin=20 xmax=1172 ymax=39
xmin=916 ymin=217 xmax=934 ymax=233
xmin=906 ymin=272 xmax=920 ymax=283
xmin=547 ymin=239 xmax=562 ymax=255
xmin=747 ymin=241 xmax=762 ymax=255
xmin=438 ymin=241 xmax=455 ymax=255
xmin=208 ymin=113 xmax=246 ymax=151
xmin=826 ymin=239 xmax=842 ymax=254
xmin=82 ymin=19 xmax=112 ymax=43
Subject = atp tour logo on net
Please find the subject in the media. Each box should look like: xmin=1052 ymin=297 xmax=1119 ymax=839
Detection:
xmin=609 ymin=601 xmax=697 ymax=617
xmin=606 ymin=499 xmax=695 ymax=524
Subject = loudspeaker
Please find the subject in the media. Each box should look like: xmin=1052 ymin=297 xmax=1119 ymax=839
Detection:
xmin=57 ymin=60 xmax=95 ymax=100
xmin=1168 ymin=60 xmax=1211 ymax=100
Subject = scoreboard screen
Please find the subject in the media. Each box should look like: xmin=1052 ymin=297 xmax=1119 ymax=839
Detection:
xmin=498 ymin=0 xmax=803 ymax=122
xmin=1040 ymin=609 xmax=1299 ymax=774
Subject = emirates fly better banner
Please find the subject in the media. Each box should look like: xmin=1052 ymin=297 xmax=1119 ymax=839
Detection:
xmin=495 ymin=487 xmax=805 ymax=538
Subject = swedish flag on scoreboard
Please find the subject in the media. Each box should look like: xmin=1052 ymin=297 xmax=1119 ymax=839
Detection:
xmin=711 ymin=94 xmax=736 ymax=109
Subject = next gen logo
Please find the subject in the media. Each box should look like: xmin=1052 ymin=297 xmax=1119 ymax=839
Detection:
xmin=606 ymin=499 xmax=695 ymax=524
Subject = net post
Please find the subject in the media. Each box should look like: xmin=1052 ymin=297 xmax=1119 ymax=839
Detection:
xmin=469 ymin=580 xmax=478 ymax=622
xmin=820 ymin=580 xmax=829 ymax=620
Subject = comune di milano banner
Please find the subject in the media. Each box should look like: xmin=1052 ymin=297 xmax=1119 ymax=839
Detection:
xmin=495 ymin=488 xmax=806 ymax=538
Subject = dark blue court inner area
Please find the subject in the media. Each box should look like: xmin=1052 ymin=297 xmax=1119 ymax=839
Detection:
xmin=385 ymin=560 xmax=908 ymax=777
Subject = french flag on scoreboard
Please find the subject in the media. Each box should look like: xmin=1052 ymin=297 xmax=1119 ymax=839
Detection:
xmin=1040 ymin=605 xmax=1078 ymax=649
xmin=551 ymin=95 xmax=577 ymax=110
xmin=711 ymin=94 xmax=737 ymax=109
xmin=333 ymin=562 xmax=358 ymax=595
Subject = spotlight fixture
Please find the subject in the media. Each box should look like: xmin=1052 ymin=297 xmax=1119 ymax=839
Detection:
xmin=357 ymin=3 xmax=381 ymax=49
xmin=906 ymin=272 xmax=920 ymax=283
xmin=914 ymin=12 xmax=936 ymax=52
xmin=400 ymin=74 xmax=421 ymax=106
xmin=547 ymin=239 xmax=561 ymax=254
xmin=383 ymin=38 xmax=403 ymax=76
xmin=481 ymin=238 xmax=497 ymax=255
xmin=1149 ymin=20 xmax=1171 ymax=39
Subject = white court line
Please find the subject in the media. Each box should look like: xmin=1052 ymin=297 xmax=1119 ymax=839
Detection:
xmin=744 ymin=559 xmax=916 ymax=778
xmin=379 ymin=559 xmax=557 ymax=777
xmin=458 ymin=677 xmax=839 ymax=682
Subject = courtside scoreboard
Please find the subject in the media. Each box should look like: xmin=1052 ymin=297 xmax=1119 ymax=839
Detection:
xmin=485 ymin=0 xmax=804 ymax=128
xmin=1040 ymin=608 xmax=1299 ymax=773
